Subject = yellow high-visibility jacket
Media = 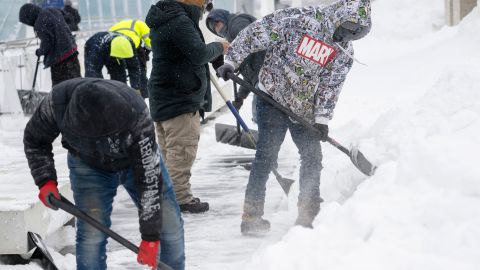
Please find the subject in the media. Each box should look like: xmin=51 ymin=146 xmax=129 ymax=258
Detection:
xmin=109 ymin=19 xmax=151 ymax=49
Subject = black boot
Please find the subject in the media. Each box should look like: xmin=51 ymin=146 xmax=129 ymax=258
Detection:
xmin=179 ymin=197 xmax=209 ymax=213
xmin=241 ymin=218 xmax=270 ymax=235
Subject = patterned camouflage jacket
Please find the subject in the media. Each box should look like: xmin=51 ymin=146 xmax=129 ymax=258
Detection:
xmin=225 ymin=0 xmax=371 ymax=124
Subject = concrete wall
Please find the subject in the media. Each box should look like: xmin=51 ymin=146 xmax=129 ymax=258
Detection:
xmin=446 ymin=0 xmax=478 ymax=25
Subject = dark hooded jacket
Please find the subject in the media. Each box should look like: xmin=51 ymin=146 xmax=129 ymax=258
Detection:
xmin=24 ymin=78 xmax=163 ymax=241
xmin=145 ymin=0 xmax=224 ymax=122
xmin=206 ymin=9 xmax=266 ymax=100
xmin=19 ymin=3 xmax=77 ymax=68
xmin=63 ymin=4 xmax=81 ymax=32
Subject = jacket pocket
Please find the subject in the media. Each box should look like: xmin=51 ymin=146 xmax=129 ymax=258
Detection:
xmin=173 ymin=65 xmax=204 ymax=96
xmin=192 ymin=66 xmax=207 ymax=93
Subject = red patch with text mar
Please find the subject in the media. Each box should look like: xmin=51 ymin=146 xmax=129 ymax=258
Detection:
xmin=296 ymin=35 xmax=337 ymax=66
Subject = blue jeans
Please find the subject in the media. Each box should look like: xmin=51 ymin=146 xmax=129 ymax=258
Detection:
xmin=244 ymin=97 xmax=323 ymax=217
xmin=251 ymin=95 xmax=258 ymax=124
xmin=68 ymin=152 xmax=185 ymax=270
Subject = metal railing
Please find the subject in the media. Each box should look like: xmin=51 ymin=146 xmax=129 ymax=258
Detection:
xmin=0 ymin=30 xmax=100 ymax=53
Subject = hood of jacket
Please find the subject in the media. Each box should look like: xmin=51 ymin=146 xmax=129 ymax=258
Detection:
xmin=205 ymin=9 xmax=230 ymax=36
xmin=344 ymin=0 xmax=371 ymax=26
xmin=19 ymin=3 xmax=42 ymax=26
xmin=322 ymin=0 xmax=371 ymax=34
xmin=146 ymin=0 xmax=202 ymax=30
xmin=60 ymin=78 xmax=137 ymax=138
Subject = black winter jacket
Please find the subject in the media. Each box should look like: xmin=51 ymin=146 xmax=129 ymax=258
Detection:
xmin=19 ymin=4 xmax=77 ymax=68
xmin=145 ymin=0 xmax=224 ymax=122
xmin=206 ymin=10 xmax=266 ymax=100
xmin=84 ymin=32 xmax=142 ymax=91
xmin=24 ymin=78 xmax=163 ymax=241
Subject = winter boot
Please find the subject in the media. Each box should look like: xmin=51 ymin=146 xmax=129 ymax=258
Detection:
xmin=241 ymin=216 xmax=271 ymax=235
xmin=294 ymin=213 xmax=315 ymax=229
xmin=179 ymin=197 xmax=209 ymax=213
xmin=294 ymin=197 xmax=322 ymax=229
xmin=241 ymin=201 xmax=269 ymax=235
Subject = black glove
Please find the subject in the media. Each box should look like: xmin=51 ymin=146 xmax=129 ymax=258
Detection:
xmin=210 ymin=55 xmax=224 ymax=70
xmin=144 ymin=48 xmax=151 ymax=62
xmin=313 ymin=123 xmax=329 ymax=142
xmin=137 ymin=47 xmax=150 ymax=67
xmin=35 ymin=48 xmax=42 ymax=57
xmin=216 ymin=63 xmax=234 ymax=81
xmin=232 ymin=98 xmax=244 ymax=111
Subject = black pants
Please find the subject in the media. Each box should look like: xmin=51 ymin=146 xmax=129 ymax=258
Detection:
xmin=104 ymin=57 xmax=128 ymax=83
xmin=51 ymin=54 xmax=81 ymax=86
xmin=137 ymin=47 xmax=149 ymax=98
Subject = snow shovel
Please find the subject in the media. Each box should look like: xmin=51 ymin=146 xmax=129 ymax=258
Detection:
xmin=215 ymin=123 xmax=258 ymax=150
xmin=233 ymin=82 xmax=241 ymax=134
xmin=210 ymin=74 xmax=295 ymax=195
xmin=27 ymin=231 xmax=59 ymax=270
xmin=17 ymin=56 xmax=47 ymax=114
xmin=226 ymin=72 xmax=377 ymax=177
xmin=49 ymin=195 xmax=174 ymax=270
xmin=214 ymin=82 xmax=260 ymax=150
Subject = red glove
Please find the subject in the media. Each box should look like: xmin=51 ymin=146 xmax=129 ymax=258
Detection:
xmin=137 ymin=240 xmax=160 ymax=269
xmin=38 ymin=180 xmax=60 ymax=210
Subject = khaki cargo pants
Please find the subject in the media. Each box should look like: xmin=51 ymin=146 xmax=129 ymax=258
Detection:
xmin=155 ymin=111 xmax=200 ymax=205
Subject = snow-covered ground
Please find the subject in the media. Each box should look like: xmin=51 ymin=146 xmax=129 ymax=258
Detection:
xmin=2 ymin=0 xmax=480 ymax=269
xmin=243 ymin=1 xmax=480 ymax=270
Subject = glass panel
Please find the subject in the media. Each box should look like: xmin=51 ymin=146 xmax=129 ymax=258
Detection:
xmin=0 ymin=0 xmax=28 ymax=42
xmin=113 ymin=0 xmax=124 ymax=21
xmin=102 ymin=0 xmax=113 ymax=27
xmin=0 ymin=0 xmax=248 ymax=42
xmin=127 ymin=0 xmax=139 ymax=19
xmin=214 ymin=0 xmax=235 ymax=12
xmin=78 ymin=0 xmax=90 ymax=31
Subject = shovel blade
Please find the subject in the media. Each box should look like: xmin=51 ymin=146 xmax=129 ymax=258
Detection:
xmin=215 ymin=123 xmax=259 ymax=150
xmin=271 ymin=169 xmax=295 ymax=195
xmin=17 ymin=90 xmax=48 ymax=115
xmin=278 ymin=176 xmax=295 ymax=195
xmin=28 ymin=232 xmax=59 ymax=270
xmin=350 ymin=147 xmax=377 ymax=176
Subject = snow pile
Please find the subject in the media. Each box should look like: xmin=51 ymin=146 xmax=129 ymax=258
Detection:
xmin=244 ymin=2 xmax=480 ymax=270
xmin=300 ymin=0 xmax=445 ymax=39
xmin=370 ymin=0 xmax=445 ymax=39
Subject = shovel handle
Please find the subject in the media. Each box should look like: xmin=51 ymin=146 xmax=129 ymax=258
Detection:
xmin=326 ymin=137 xmax=350 ymax=156
xmin=233 ymin=82 xmax=241 ymax=134
xmin=226 ymin=72 xmax=377 ymax=176
xmin=49 ymin=195 xmax=174 ymax=270
xmin=31 ymin=56 xmax=41 ymax=92
xmin=211 ymin=72 xmax=295 ymax=195
xmin=50 ymin=195 xmax=139 ymax=253
xmin=228 ymin=72 xmax=343 ymax=147
xmin=226 ymin=102 xmax=250 ymax=132
xmin=210 ymin=73 xmax=250 ymax=133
